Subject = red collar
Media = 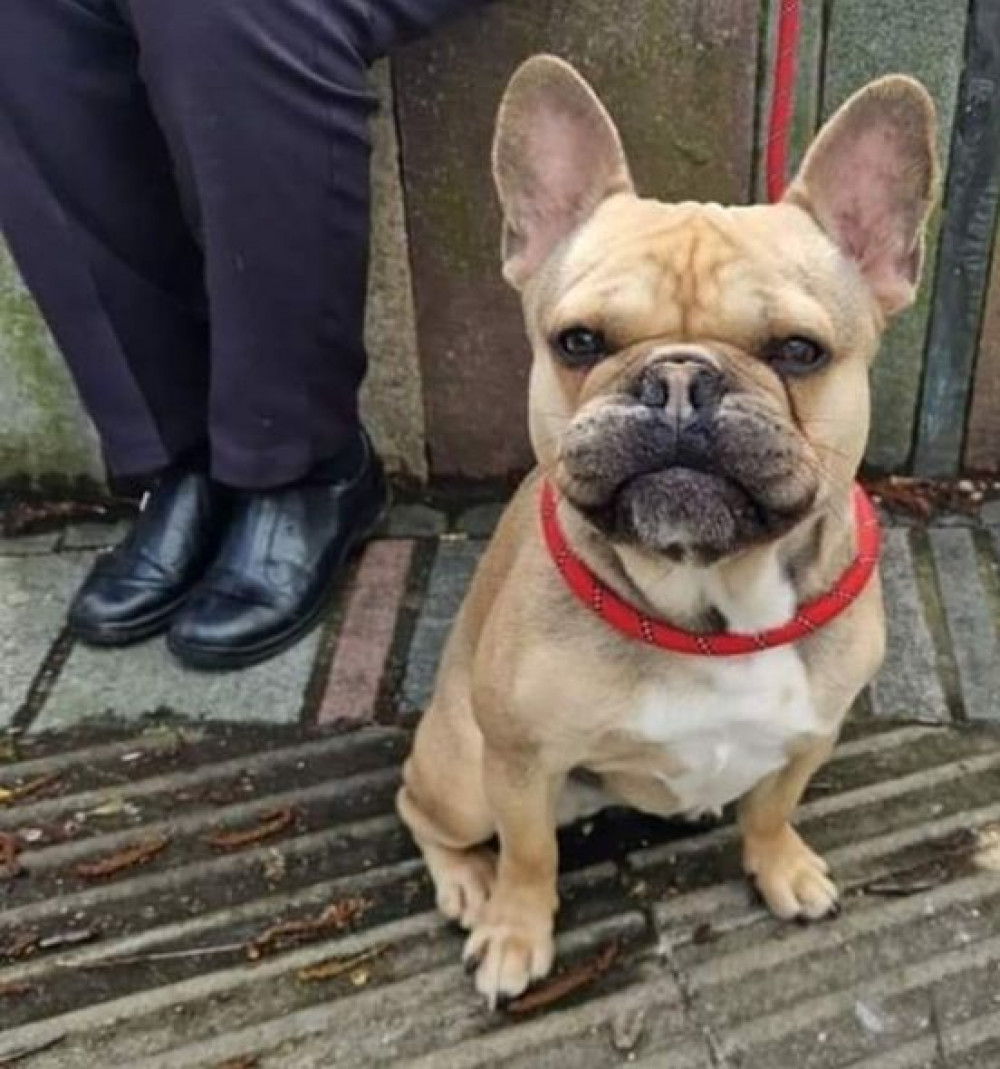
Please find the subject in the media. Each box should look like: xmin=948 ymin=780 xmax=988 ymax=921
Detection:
xmin=540 ymin=479 xmax=880 ymax=656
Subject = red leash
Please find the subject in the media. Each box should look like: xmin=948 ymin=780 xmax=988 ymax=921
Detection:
xmin=765 ymin=0 xmax=801 ymax=203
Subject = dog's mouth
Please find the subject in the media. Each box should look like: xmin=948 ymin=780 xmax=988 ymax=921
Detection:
xmin=556 ymin=398 xmax=819 ymax=561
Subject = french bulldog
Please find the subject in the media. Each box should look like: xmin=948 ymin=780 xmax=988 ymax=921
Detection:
xmin=397 ymin=55 xmax=939 ymax=1006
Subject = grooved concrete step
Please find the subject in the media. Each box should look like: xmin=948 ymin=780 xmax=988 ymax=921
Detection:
xmin=0 ymin=505 xmax=998 ymax=1066
xmin=0 ymin=719 xmax=997 ymax=1067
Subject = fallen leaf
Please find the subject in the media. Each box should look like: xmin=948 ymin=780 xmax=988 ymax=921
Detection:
xmin=247 ymin=896 xmax=371 ymax=961
xmin=0 ymin=982 xmax=34 ymax=1000
xmin=861 ymin=869 xmax=949 ymax=897
xmin=0 ymin=832 xmax=23 ymax=880
xmin=213 ymin=1058 xmax=259 ymax=1069
xmin=2 ymin=496 xmax=115 ymax=536
xmin=691 ymin=922 xmax=717 ymax=946
xmin=297 ymin=945 xmax=388 ymax=983
xmin=507 ymin=941 xmax=620 ymax=1015
xmin=0 ymin=931 xmax=39 ymax=962
xmin=205 ymin=808 xmax=296 ymax=851
xmin=863 ymin=476 xmax=989 ymax=518
xmin=88 ymin=797 xmax=130 ymax=818
xmin=0 ymin=773 xmax=61 ymax=806
xmin=859 ymin=826 xmax=1000 ymax=897
xmin=74 ymin=836 xmax=169 ymax=880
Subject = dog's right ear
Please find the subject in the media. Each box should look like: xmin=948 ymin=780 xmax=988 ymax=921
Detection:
xmin=492 ymin=55 xmax=633 ymax=290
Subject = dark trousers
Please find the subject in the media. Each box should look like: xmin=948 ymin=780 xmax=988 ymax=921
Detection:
xmin=0 ymin=0 xmax=476 ymax=488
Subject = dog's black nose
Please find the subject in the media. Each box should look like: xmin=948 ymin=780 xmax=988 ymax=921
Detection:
xmin=633 ymin=353 xmax=724 ymax=420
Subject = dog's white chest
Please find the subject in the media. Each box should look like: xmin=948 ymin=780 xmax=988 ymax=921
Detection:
xmin=628 ymin=646 xmax=820 ymax=812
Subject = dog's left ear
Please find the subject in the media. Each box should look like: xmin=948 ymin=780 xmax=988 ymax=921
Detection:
xmin=492 ymin=55 xmax=634 ymax=289
xmin=784 ymin=75 xmax=939 ymax=316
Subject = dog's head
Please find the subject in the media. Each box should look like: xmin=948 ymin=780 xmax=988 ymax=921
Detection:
xmin=492 ymin=57 xmax=938 ymax=562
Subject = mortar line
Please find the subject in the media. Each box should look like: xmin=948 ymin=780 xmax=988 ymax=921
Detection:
xmin=376 ymin=536 xmax=438 ymax=725
xmin=298 ymin=552 xmax=363 ymax=728
xmin=657 ymin=930 xmax=731 ymax=1069
xmin=908 ymin=526 xmax=965 ymax=721
xmin=9 ymin=626 xmax=76 ymax=735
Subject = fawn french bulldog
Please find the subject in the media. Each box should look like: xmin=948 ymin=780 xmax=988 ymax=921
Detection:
xmin=398 ymin=55 xmax=938 ymax=1006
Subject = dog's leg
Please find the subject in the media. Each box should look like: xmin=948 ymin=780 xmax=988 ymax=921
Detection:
xmin=463 ymin=747 xmax=563 ymax=1006
xmin=738 ymin=735 xmax=838 ymax=920
xmin=397 ymin=695 xmax=498 ymax=931
xmin=397 ymin=779 xmax=496 ymax=931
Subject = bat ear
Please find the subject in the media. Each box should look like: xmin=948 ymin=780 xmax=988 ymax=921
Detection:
xmin=784 ymin=75 xmax=939 ymax=315
xmin=492 ymin=55 xmax=633 ymax=289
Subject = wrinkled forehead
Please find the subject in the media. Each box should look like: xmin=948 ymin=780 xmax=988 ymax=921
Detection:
xmin=542 ymin=198 xmax=847 ymax=350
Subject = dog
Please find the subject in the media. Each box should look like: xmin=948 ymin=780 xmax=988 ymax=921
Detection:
xmin=397 ymin=55 xmax=939 ymax=1006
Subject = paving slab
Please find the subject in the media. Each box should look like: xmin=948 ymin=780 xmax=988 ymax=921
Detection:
xmin=0 ymin=532 xmax=61 ymax=556
xmin=60 ymin=521 xmax=130 ymax=551
xmin=928 ymin=527 xmax=1000 ymax=721
xmin=37 ymin=629 xmax=325 ymax=730
xmin=870 ymin=528 xmax=950 ymax=722
xmin=318 ymin=540 xmax=414 ymax=724
xmin=383 ymin=503 xmax=446 ymax=539
xmin=455 ymin=502 xmax=504 ymax=538
xmin=0 ymin=554 xmax=91 ymax=728
xmin=981 ymin=498 xmax=1000 ymax=526
xmin=400 ymin=540 xmax=484 ymax=713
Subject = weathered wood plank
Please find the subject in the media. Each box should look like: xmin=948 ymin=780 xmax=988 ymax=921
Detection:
xmin=913 ymin=0 xmax=1000 ymax=476
xmin=821 ymin=0 xmax=967 ymax=473
xmin=965 ymin=217 xmax=1000 ymax=472
xmin=396 ymin=0 xmax=760 ymax=478
xmin=754 ymin=0 xmax=825 ymax=201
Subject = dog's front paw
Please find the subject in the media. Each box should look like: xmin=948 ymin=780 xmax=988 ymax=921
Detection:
xmin=434 ymin=847 xmax=497 ymax=929
xmin=743 ymin=824 xmax=839 ymax=920
xmin=463 ymin=896 xmax=555 ymax=1008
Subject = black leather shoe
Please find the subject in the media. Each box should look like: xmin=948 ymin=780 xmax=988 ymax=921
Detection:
xmin=167 ymin=435 xmax=388 ymax=671
xmin=68 ymin=469 xmax=233 ymax=646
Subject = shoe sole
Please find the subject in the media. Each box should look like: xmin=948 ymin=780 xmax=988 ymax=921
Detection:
xmin=69 ymin=592 xmax=192 ymax=648
xmin=165 ymin=497 xmax=389 ymax=672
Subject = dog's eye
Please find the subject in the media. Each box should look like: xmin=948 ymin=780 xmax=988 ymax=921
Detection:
xmin=555 ymin=327 xmax=608 ymax=367
xmin=766 ymin=336 xmax=829 ymax=377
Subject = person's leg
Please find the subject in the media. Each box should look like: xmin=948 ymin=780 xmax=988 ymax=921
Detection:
xmin=113 ymin=0 xmax=483 ymax=668
xmin=0 ymin=0 xmax=211 ymax=477
xmin=122 ymin=0 xmax=372 ymax=489
xmin=0 ymin=0 xmax=236 ymax=645
xmin=124 ymin=0 xmax=483 ymax=489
